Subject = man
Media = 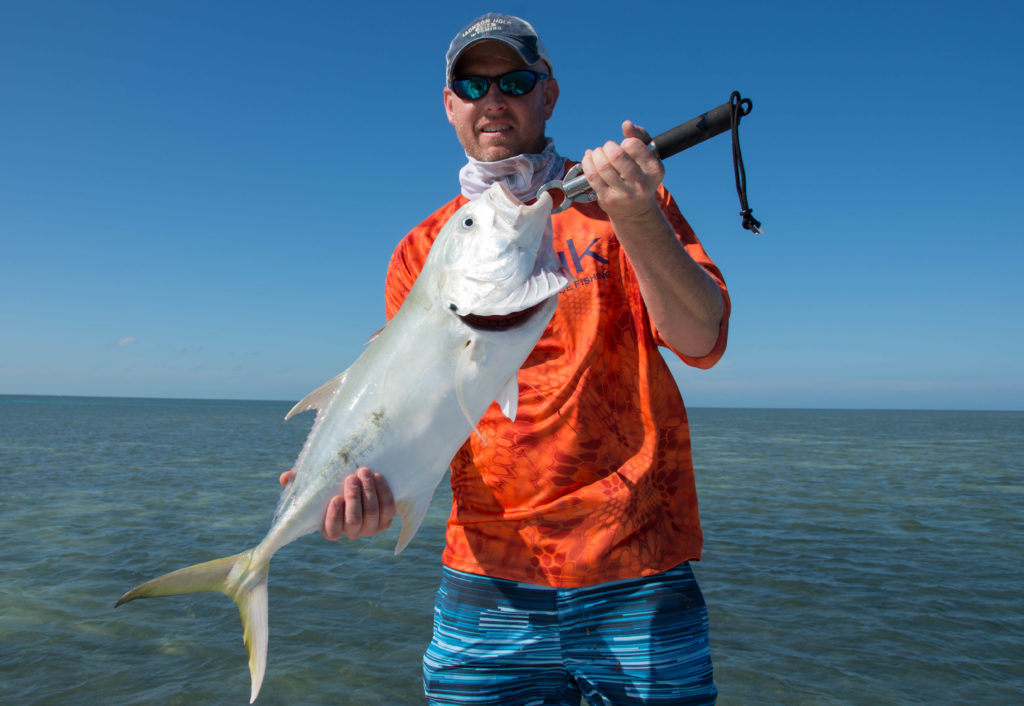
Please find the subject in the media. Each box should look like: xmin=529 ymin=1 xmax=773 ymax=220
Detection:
xmin=285 ymin=13 xmax=728 ymax=705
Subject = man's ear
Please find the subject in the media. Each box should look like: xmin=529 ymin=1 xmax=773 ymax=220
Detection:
xmin=542 ymin=78 xmax=559 ymax=121
xmin=443 ymin=87 xmax=457 ymax=126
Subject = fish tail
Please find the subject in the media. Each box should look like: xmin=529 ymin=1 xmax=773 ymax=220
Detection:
xmin=115 ymin=549 xmax=272 ymax=703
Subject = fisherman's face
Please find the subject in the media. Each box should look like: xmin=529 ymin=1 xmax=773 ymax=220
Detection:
xmin=444 ymin=41 xmax=559 ymax=162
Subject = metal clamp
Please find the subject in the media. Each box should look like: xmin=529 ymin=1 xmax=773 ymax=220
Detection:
xmin=537 ymin=163 xmax=598 ymax=213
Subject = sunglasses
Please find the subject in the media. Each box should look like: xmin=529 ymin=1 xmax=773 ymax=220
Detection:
xmin=449 ymin=70 xmax=550 ymax=101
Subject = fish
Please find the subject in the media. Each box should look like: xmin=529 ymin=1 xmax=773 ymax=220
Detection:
xmin=115 ymin=182 xmax=567 ymax=703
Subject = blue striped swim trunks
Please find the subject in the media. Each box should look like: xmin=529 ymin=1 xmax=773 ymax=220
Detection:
xmin=423 ymin=563 xmax=716 ymax=705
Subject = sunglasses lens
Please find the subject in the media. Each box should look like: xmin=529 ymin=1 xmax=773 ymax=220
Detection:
xmin=498 ymin=71 xmax=537 ymax=96
xmin=451 ymin=71 xmax=548 ymax=101
xmin=453 ymin=76 xmax=488 ymax=100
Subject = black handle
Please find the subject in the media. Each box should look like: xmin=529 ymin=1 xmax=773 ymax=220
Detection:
xmin=548 ymin=92 xmax=759 ymax=231
xmin=649 ymin=99 xmax=745 ymax=160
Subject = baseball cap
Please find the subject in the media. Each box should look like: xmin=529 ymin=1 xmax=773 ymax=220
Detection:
xmin=445 ymin=13 xmax=553 ymax=83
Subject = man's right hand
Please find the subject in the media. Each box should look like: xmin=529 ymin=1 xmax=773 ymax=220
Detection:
xmin=278 ymin=467 xmax=396 ymax=541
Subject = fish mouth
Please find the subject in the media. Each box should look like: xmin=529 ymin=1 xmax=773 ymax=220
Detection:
xmin=457 ymin=301 xmax=548 ymax=331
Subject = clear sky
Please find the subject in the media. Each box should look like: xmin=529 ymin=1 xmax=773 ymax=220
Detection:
xmin=2 ymin=1 xmax=1021 ymax=410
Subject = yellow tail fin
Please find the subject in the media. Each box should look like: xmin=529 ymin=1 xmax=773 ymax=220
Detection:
xmin=116 ymin=549 xmax=271 ymax=703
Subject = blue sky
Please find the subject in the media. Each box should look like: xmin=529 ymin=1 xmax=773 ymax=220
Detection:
xmin=1 ymin=1 xmax=1021 ymax=410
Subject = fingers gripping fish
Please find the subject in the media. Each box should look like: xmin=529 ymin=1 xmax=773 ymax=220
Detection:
xmin=115 ymin=183 xmax=568 ymax=702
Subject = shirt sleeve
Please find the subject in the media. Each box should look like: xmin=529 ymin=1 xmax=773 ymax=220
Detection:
xmin=646 ymin=187 xmax=731 ymax=369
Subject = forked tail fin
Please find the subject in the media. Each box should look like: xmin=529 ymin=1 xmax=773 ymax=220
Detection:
xmin=115 ymin=549 xmax=272 ymax=703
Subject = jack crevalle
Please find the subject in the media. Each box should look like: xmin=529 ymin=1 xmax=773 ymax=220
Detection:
xmin=115 ymin=183 xmax=567 ymax=703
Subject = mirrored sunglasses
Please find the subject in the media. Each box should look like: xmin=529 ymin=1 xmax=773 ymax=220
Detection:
xmin=449 ymin=70 xmax=550 ymax=101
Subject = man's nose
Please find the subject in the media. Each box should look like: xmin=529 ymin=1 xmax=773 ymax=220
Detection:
xmin=479 ymin=83 xmax=508 ymax=107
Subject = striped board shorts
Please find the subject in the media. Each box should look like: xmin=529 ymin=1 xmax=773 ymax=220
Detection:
xmin=423 ymin=563 xmax=717 ymax=705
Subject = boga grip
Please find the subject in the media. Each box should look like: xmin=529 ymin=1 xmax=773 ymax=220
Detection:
xmin=649 ymin=100 xmax=739 ymax=159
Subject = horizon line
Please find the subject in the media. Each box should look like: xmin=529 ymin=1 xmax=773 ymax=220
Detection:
xmin=1 ymin=392 xmax=1020 ymax=414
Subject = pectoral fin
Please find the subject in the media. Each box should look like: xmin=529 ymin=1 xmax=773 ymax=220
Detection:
xmin=454 ymin=341 xmax=486 ymax=444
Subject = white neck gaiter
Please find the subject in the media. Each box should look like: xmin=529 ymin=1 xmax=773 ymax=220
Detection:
xmin=458 ymin=138 xmax=566 ymax=202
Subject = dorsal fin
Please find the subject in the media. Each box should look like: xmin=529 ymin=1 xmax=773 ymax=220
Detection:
xmin=364 ymin=324 xmax=386 ymax=346
xmin=284 ymin=370 xmax=348 ymax=421
xmin=276 ymin=368 xmax=351 ymax=523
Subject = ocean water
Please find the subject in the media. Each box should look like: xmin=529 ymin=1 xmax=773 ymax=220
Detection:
xmin=0 ymin=396 xmax=1020 ymax=705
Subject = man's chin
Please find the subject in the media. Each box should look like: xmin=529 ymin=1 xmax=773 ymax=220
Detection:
xmin=469 ymin=138 xmax=542 ymax=162
xmin=477 ymin=150 xmax=518 ymax=162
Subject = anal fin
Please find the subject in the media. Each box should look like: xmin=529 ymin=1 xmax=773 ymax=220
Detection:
xmin=393 ymin=478 xmax=444 ymax=555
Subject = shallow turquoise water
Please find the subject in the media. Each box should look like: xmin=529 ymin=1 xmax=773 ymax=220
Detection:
xmin=0 ymin=397 xmax=1020 ymax=704
xmin=691 ymin=408 xmax=1023 ymax=704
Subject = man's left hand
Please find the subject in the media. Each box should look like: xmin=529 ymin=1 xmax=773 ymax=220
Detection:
xmin=581 ymin=120 xmax=665 ymax=221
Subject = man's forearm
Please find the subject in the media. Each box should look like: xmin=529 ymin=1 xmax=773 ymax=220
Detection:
xmin=611 ymin=205 xmax=724 ymax=357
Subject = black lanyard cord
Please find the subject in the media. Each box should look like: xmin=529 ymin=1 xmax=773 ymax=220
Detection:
xmin=730 ymin=91 xmax=761 ymax=234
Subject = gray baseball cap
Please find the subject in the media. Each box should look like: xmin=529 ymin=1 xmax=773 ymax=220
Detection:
xmin=445 ymin=13 xmax=553 ymax=83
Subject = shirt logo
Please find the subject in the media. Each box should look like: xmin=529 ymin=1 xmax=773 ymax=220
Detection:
xmin=557 ymin=237 xmax=610 ymax=274
xmin=557 ymin=236 xmax=611 ymax=294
